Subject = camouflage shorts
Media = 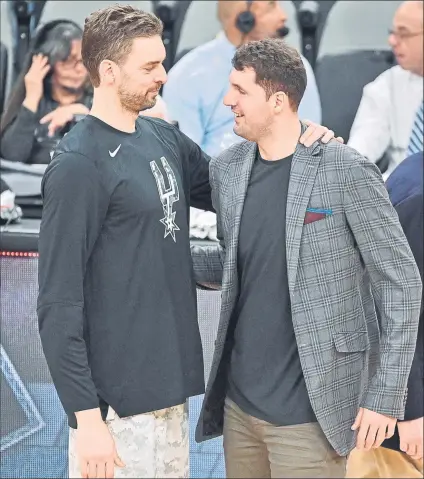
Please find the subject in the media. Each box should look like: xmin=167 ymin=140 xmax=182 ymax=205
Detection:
xmin=69 ymin=403 xmax=189 ymax=478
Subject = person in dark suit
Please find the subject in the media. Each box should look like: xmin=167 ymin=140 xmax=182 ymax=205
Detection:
xmin=347 ymin=151 xmax=423 ymax=477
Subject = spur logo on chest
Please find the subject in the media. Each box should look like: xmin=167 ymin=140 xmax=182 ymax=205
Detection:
xmin=150 ymin=157 xmax=180 ymax=242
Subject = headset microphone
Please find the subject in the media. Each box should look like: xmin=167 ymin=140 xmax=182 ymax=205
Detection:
xmin=236 ymin=2 xmax=290 ymax=39
xmin=277 ymin=26 xmax=290 ymax=38
xmin=235 ymin=0 xmax=256 ymax=35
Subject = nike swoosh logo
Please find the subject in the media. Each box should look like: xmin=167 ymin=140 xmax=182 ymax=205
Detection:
xmin=109 ymin=144 xmax=121 ymax=158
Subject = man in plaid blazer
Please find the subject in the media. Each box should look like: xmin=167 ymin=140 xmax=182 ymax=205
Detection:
xmin=191 ymin=38 xmax=422 ymax=478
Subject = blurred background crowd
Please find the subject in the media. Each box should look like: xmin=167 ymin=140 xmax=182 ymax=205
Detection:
xmin=0 ymin=0 xmax=422 ymax=238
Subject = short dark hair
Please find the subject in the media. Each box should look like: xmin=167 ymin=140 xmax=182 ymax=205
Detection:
xmin=82 ymin=4 xmax=163 ymax=87
xmin=232 ymin=38 xmax=307 ymax=111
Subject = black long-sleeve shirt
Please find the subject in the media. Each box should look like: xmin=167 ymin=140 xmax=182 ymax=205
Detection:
xmin=37 ymin=115 xmax=213 ymax=428
xmin=0 ymin=93 xmax=91 ymax=164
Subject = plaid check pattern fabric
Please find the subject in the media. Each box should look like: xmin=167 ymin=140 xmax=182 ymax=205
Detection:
xmin=407 ymin=101 xmax=423 ymax=156
xmin=191 ymin=128 xmax=422 ymax=457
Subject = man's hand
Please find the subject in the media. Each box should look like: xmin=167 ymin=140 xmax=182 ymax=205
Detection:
xmin=352 ymin=407 xmax=397 ymax=451
xmin=40 ymin=103 xmax=89 ymax=137
xmin=300 ymin=119 xmax=344 ymax=147
xmin=76 ymin=409 xmax=125 ymax=478
xmin=398 ymin=417 xmax=423 ymax=461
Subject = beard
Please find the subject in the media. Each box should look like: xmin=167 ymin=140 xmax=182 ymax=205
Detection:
xmin=118 ymin=82 xmax=160 ymax=115
xmin=233 ymin=114 xmax=273 ymax=142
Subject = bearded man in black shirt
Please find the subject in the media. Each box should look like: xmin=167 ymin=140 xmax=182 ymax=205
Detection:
xmin=37 ymin=5 xmax=338 ymax=479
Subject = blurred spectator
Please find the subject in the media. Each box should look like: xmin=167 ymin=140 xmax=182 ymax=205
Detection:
xmin=348 ymin=0 xmax=423 ymax=179
xmin=163 ymin=0 xmax=322 ymax=156
xmin=0 ymin=20 xmax=92 ymax=164
xmin=0 ymin=177 xmax=22 ymax=224
xmin=386 ymin=151 xmax=423 ymax=206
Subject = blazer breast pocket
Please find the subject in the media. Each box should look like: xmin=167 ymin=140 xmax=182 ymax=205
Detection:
xmin=304 ymin=208 xmax=331 ymax=225
xmin=304 ymin=207 xmax=332 ymax=225
xmin=301 ymin=211 xmax=347 ymax=246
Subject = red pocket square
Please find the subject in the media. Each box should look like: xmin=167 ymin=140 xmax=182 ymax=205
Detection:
xmin=304 ymin=211 xmax=327 ymax=225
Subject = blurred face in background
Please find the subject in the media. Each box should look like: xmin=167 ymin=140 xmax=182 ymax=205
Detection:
xmin=249 ymin=0 xmax=287 ymax=40
xmin=389 ymin=1 xmax=423 ymax=75
xmin=52 ymin=39 xmax=88 ymax=92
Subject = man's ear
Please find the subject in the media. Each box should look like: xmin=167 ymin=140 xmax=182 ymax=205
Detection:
xmin=273 ymin=91 xmax=287 ymax=114
xmin=98 ymin=60 xmax=117 ymax=86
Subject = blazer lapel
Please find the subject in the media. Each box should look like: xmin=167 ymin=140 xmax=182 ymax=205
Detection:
xmin=286 ymin=134 xmax=323 ymax=292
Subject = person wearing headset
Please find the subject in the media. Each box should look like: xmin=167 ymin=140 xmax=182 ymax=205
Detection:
xmin=0 ymin=20 xmax=92 ymax=164
xmin=163 ymin=0 xmax=322 ymax=157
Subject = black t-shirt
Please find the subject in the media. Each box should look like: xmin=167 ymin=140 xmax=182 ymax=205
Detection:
xmin=37 ymin=115 xmax=212 ymax=428
xmin=227 ymin=150 xmax=316 ymax=426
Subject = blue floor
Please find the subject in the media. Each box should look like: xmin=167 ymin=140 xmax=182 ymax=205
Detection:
xmin=189 ymin=395 xmax=225 ymax=478
xmin=1 ymin=382 xmax=225 ymax=478
xmin=1 ymin=383 xmax=68 ymax=479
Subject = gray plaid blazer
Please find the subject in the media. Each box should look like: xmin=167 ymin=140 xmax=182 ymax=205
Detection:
xmin=191 ymin=130 xmax=422 ymax=457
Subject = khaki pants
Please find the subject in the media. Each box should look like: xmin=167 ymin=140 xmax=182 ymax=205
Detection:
xmin=69 ymin=403 xmax=189 ymax=478
xmin=223 ymin=397 xmax=347 ymax=478
xmin=347 ymin=447 xmax=424 ymax=478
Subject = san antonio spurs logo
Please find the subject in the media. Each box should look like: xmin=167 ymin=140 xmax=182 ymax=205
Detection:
xmin=150 ymin=157 xmax=180 ymax=242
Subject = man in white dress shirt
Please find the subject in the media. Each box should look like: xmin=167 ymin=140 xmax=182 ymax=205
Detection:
xmin=348 ymin=0 xmax=423 ymax=179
